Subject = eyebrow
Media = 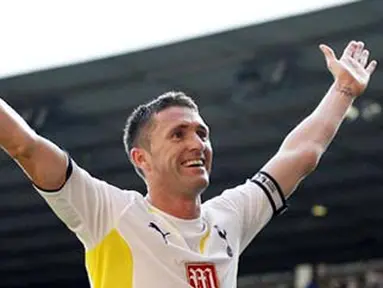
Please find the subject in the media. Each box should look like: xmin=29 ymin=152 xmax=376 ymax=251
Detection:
xmin=169 ymin=123 xmax=209 ymax=134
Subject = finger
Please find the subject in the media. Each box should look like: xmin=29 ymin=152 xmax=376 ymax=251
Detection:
xmin=359 ymin=49 xmax=369 ymax=67
xmin=343 ymin=40 xmax=358 ymax=58
xmin=319 ymin=44 xmax=336 ymax=66
xmin=353 ymin=41 xmax=364 ymax=61
xmin=366 ymin=60 xmax=378 ymax=75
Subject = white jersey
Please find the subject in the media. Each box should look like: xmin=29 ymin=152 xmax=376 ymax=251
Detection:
xmin=34 ymin=159 xmax=286 ymax=288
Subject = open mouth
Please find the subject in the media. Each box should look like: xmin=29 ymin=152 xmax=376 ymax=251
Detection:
xmin=182 ymin=159 xmax=205 ymax=168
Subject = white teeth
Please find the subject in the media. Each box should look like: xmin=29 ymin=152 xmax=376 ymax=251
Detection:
xmin=184 ymin=159 xmax=204 ymax=167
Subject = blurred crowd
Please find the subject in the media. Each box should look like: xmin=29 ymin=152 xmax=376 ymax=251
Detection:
xmin=310 ymin=269 xmax=383 ymax=288
xmin=239 ymin=260 xmax=383 ymax=288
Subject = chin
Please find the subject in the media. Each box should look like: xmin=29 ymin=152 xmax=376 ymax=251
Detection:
xmin=192 ymin=176 xmax=210 ymax=194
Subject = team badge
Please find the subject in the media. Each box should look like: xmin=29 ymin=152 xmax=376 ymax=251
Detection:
xmin=214 ymin=225 xmax=233 ymax=258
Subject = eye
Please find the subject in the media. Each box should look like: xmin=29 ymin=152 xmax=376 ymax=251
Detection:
xmin=172 ymin=130 xmax=184 ymax=140
xmin=197 ymin=129 xmax=208 ymax=140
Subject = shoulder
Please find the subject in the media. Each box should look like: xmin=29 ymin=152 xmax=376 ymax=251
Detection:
xmin=202 ymin=180 xmax=261 ymax=208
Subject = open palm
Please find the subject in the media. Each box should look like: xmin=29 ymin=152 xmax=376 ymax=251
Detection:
xmin=320 ymin=41 xmax=377 ymax=97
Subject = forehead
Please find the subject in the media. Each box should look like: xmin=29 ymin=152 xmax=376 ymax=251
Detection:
xmin=153 ymin=106 xmax=207 ymax=131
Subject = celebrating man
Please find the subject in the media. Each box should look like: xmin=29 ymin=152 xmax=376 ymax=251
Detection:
xmin=0 ymin=40 xmax=377 ymax=287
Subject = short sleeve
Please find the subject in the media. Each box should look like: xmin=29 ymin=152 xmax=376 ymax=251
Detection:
xmin=204 ymin=172 xmax=287 ymax=254
xmin=34 ymin=158 xmax=139 ymax=250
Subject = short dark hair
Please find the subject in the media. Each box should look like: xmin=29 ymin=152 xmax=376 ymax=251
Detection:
xmin=123 ymin=91 xmax=198 ymax=177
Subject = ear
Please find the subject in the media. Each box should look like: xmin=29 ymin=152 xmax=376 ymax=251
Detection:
xmin=130 ymin=147 xmax=151 ymax=173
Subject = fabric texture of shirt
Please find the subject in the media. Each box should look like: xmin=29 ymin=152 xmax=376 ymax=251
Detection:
xmin=34 ymin=159 xmax=286 ymax=288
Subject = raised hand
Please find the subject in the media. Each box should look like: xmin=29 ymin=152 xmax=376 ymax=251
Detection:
xmin=319 ymin=40 xmax=378 ymax=98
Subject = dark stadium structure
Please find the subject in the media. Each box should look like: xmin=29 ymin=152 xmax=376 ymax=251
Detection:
xmin=1 ymin=1 xmax=383 ymax=287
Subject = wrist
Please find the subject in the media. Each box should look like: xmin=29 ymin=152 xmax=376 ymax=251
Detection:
xmin=333 ymin=80 xmax=359 ymax=100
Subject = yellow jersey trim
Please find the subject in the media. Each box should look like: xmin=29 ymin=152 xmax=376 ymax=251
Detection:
xmin=199 ymin=226 xmax=210 ymax=254
xmin=85 ymin=229 xmax=133 ymax=288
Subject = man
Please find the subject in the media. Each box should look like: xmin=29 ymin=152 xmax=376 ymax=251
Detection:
xmin=0 ymin=41 xmax=377 ymax=287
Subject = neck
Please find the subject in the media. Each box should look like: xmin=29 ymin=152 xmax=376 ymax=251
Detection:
xmin=146 ymin=189 xmax=201 ymax=220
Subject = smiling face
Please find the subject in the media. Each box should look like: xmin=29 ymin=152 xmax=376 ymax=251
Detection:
xmin=132 ymin=106 xmax=213 ymax=199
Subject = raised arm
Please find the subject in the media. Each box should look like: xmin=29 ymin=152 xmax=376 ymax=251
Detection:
xmin=261 ymin=40 xmax=378 ymax=198
xmin=0 ymin=98 xmax=67 ymax=190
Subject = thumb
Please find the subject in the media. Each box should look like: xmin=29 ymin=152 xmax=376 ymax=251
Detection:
xmin=319 ymin=44 xmax=337 ymax=67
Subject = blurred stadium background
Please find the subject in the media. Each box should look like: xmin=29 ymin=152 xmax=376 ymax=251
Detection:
xmin=1 ymin=0 xmax=383 ymax=287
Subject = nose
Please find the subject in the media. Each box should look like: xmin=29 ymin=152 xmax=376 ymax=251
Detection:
xmin=188 ymin=133 xmax=206 ymax=152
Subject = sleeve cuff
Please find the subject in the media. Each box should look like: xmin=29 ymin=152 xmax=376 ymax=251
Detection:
xmin=251 ymin=171 xmax=288 ymax=216
xmin=32 ymin=156 xmax=73 ymax=193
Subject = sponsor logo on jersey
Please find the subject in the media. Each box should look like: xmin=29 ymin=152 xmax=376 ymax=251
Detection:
xmin=185 ymin=262 xmax=219 ymax=288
